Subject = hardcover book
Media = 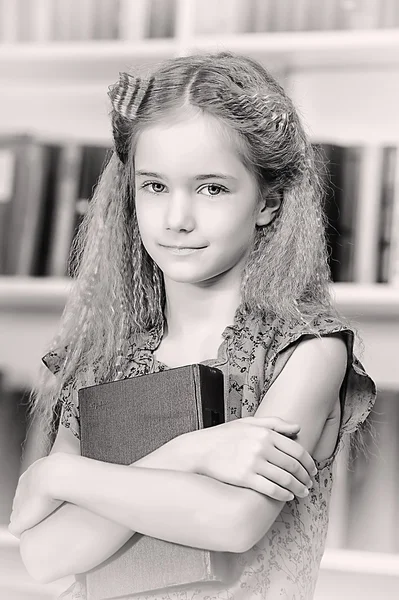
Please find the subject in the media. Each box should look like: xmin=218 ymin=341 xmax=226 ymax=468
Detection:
xmin=78 ymin=363 xmax=235 ymax=600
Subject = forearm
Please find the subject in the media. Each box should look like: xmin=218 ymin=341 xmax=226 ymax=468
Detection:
xmin=21 ymin=436 xmax=200 ymax=583
xmin=54 ymin=454 xmax=244 ymax=556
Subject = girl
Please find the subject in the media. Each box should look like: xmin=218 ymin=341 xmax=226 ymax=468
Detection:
xmin=9 ymin=51 xmax=376 ymax=600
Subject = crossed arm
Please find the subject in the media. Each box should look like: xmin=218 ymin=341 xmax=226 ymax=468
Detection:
xmin=20 ymin=335 xmax=347 ymax=584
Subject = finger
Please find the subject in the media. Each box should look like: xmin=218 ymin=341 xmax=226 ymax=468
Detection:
xmin=246 ymin=472 xmax=295 ymax=502
xmin=243 ymin=416 xmax=300 ymax=433
xmin=272 ymin=435 xmax=317 ymax=478
xmin=255 ymin=459 xmax=311 ymax=498
xmin=261 ymin=444 xmax=315 ymax=487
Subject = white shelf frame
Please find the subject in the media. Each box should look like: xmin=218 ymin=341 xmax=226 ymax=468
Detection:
xmin=0 ymin=277 xmax=398 ymax=317
xmin=0 ymin=29 xmax=399 ymax=84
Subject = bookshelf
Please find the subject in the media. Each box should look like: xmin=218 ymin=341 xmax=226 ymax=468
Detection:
xmin=1 ymin=1 xmax=399 ymax=599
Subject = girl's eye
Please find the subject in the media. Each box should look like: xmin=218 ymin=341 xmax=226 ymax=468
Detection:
xmin=198 ymin=184 xmax=228 ymax=196
xmin=141 ymin=182 xmax=166 ymax=194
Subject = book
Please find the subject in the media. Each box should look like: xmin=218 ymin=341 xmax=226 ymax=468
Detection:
xmin=336 ymin=0 xmax=381 ymax=30
xmin=1 ymin=135 xmax=57 ymax=276
xmin=0 ymin=0 xmax=19 ymax=42
xmin=377 ymin=147 xmax=397 ymax=283
xmin=346 ymin=388 xmax=399 ymax=553
xmin=0 ymin=136 xmax=19 ymax=274
xmin=336 ymin=145 xmax=362 ymax=282
xmin=0 ymin=381 xmax=30 ymax=524
xmin=94 ymin=0 xmax=120 ymax=39
xmin=388 ymin=147 xmax=399 ymax=285
xmin=118 ymin=0 xmax=151 ymax=41
xmin=353 ymin=146 xmax=384 ymax=283
xmin=148 ymin=0 xmax=176 ymax=38
xmin=314 ymin=143 xmax=357 ymax=282
xmin=78 ymin=364 xmax=235 ymax=599
xmin=47 ymin=143 xmax=83 ymax=277
xmin=193 ymin=0 xmax=251 ymax=35
xmin=67 ymin=144 xmax=110 ymax=276
xmin=29 ymin=0 xmax=54 ymax=42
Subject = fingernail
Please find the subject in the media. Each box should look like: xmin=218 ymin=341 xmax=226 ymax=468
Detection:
xmin=303 ymin=488 xmax=309 ymax=497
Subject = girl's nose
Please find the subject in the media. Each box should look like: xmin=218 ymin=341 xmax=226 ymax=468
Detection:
xmin=165 ymin=192 xmax=195 ymax=232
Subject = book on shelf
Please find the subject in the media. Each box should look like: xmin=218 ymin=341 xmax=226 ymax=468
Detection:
xmin=118 ymin=0 xmax=152 ymax=41
xmin=0 ymin=374 xmax=30 ymax=525
xmin=345 ymin=387 xmax=399 ymax=553
xmin=193 ymin=0 xmax=253 ymax=35
xmin=313 ymin=143 xmax=361 ymax=283
xmin=2 ymin=134 xmax=399 ymax=285
xmin=0 ymin=134 xmax=61 ymax=277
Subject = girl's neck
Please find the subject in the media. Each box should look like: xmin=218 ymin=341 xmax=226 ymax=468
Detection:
xmin=162 ymin=285 xmax=242 ymax=341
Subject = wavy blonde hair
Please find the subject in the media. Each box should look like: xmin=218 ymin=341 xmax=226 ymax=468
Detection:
xmin=26 ymin=51 xmax=361 ymax=457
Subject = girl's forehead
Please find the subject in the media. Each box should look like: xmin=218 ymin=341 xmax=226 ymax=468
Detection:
xmin=135 ymin=112 xmax=244 ymax=168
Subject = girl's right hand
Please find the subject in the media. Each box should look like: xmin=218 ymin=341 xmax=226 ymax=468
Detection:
xmin=187 ymin=417 xmax=317 ymax=502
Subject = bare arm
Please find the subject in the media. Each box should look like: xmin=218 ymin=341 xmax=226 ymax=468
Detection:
xmin=21 ymin=428 xmax=246 ymax=584
xmin=20 ymin=435 xmax=194 ymax=583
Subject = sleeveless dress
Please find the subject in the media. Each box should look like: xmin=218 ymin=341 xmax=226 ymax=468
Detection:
xmin=42 ymin=307 xmax=377 ymax=600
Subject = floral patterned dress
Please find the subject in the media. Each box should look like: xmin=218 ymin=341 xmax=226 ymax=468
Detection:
xmin=42 ymin=307 xmax=377 ymax=600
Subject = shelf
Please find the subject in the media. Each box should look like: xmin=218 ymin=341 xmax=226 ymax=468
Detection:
xmin=0 ymin=39 xmax=179 ymax=83
xmin=321 ymin=548 xmax=399 ymax=577
xmin=188 ymin=29 xmax=399 ymax=69
xmin=1 ymin=30 xmax=399 ymax=85
xmin=0 ymin=278 xmax=398 ymax=318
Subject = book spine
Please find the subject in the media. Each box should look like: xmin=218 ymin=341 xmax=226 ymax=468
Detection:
xmin=15 ymin=142 xmax=48 ymax=275
xmin=3 ymin=136 xmax=37 ymax=275
xmin=0 ymin=142 xmax=17 ymax=274
xmin=148 ymin=0 xmax=175 ymax=38
xmin=353 ymin=145 xmax=384 ymax=283
xmin=377 ymin=147 xmax=397 ymax=283
xmin=52 ymin=0 xmax=73 ymax=41
xmin=94 ymin=0 xmax=120 ymax=39
xmin=271 ymin=0 xmax=294 ymax=32
xmin=48 ymin=144 xmax=83 ymax=277
xmin=315 ymin=143 xmax=346 ymax=282
xmin=290 ymin=0 xmax=311 ymax=32
xmin=118 ymin=0 xmax=151 ymax=40
xmin=346 ymin=388 xmax=399 ymax=552
xmin=388 ymin=146 xmax=399 ymax=285
xmin=336 ymin=146 xmax=362 ymax=282
xmin=336 ymin=0 xmax=381 ymax=29
xmin=70 ymin=0 xmax=96 ymax=41
xmin=29 ymin=0 xmax=54 ymax=42
xmin=318 ymin=0 xmax=339 ymax=30
xmin=251 ymin=0 xmax=271 ymax=33
xmin=0 ymin=0 xmax=20 ymax=42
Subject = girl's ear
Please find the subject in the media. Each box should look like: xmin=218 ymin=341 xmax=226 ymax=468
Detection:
xmin=256 ymin=189 xmax=282 ymax=227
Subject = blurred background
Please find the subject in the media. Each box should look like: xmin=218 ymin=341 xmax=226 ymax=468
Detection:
xmin=1 ymin=0 xmax=399 ymax=598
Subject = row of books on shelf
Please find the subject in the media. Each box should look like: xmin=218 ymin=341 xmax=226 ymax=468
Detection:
xmin=0 ymin=0 xmax=176 ymax=43
xmin=0 ymin=365 xmax=398 ymax=554
xmin=1 ymin=0 xmax=399 ymax=44
xmin=1 ymin=133 xmax=399 ymax=284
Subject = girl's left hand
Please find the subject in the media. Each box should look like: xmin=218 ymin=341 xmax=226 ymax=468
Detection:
xmin=8 ymin=454 xmax=63 ymax=539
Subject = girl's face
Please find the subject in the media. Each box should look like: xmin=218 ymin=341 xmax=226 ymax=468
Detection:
xmin=134 ymin=111 xmax=275 ymax=286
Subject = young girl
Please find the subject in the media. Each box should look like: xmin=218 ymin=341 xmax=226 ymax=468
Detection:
xmin=9 ymin=51 xmax=376 ymax=600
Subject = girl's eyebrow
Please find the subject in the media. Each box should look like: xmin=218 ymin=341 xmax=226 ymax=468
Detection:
xmin=135 ymin=170 xmax=237 ymax=181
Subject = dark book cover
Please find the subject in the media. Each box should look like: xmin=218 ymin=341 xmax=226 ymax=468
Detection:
xmin=313 ymin=143 xmax=346 ymax=282
xmin=68 ymin=144 xmax=110 ymax=276
xmin=346 ymin=387 xmax=399 ymax=553
xmin=78 ymin=364 xmax=236 ymax=599
xmin=377 ymin=146 xmax=397 ymax=283
xmin=47 ymin=143 xmax=83 ymax=277
xmin=336 ymin=146 xmax=361 ymax=282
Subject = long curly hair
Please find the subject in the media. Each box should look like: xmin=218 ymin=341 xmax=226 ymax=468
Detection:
xmin=26 ymin=51 xmax=361 ymax=457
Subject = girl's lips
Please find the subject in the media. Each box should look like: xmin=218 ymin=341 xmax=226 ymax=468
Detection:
xmin=162 ymin=246 xmax=206 ymax=255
